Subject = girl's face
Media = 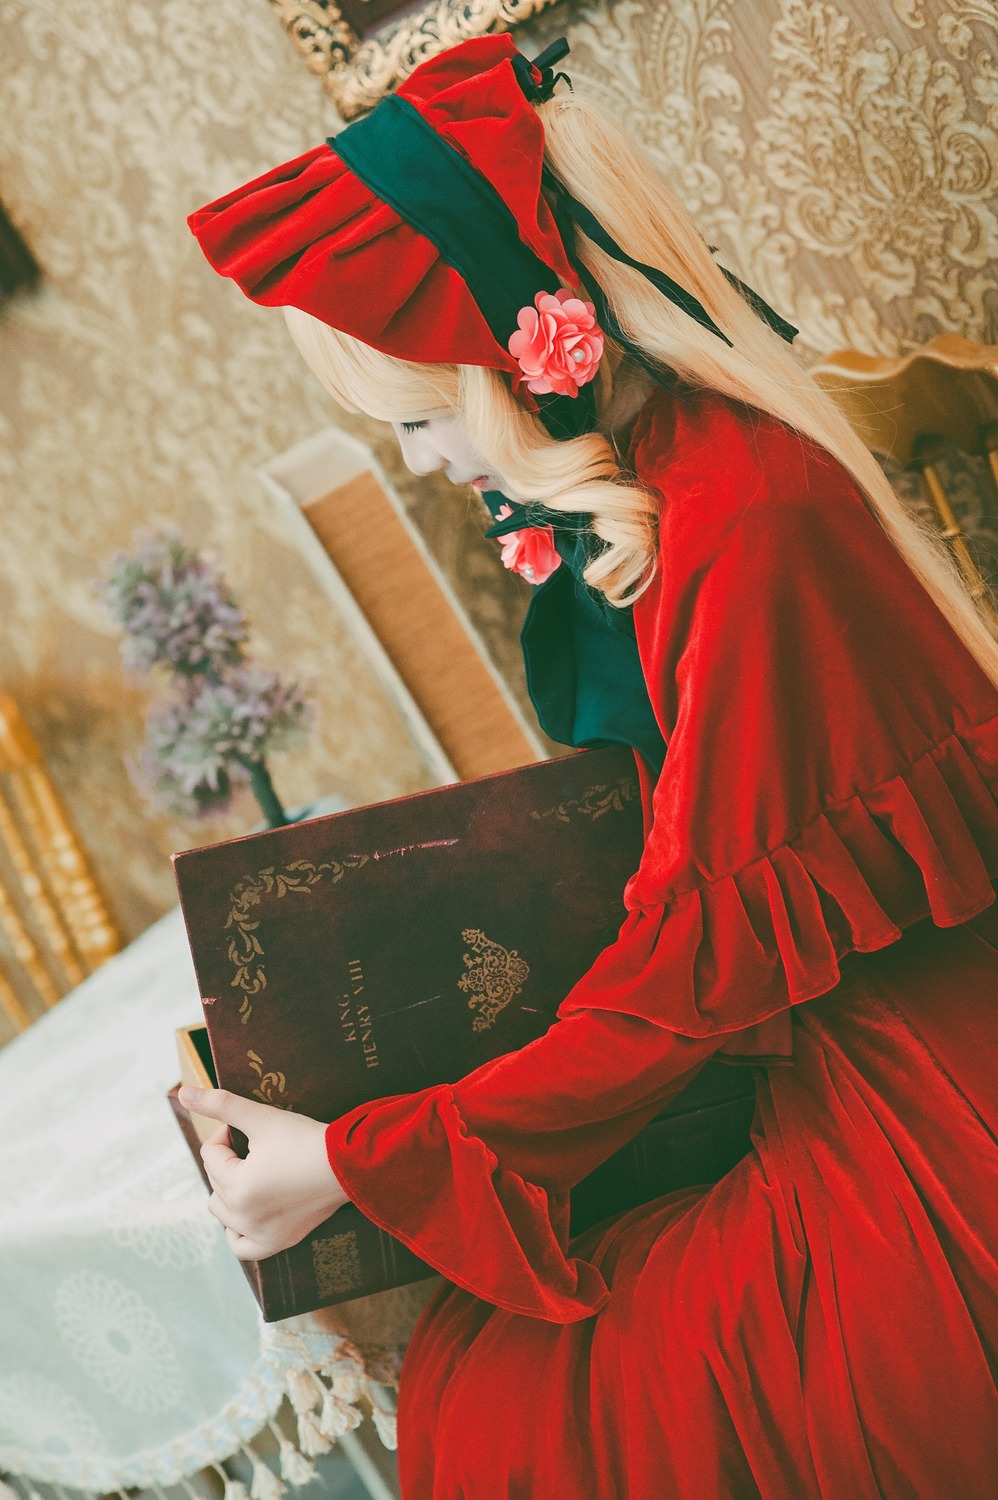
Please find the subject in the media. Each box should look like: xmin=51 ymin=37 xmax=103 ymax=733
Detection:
xmin=391 ymin=415 xmax=524 ymax=501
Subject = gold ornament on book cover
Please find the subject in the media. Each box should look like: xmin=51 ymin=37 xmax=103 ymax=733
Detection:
xmin=247 ymin=1048 xmax=290 ymax=1106
xmin=458 ymin=928 xmax=530 ymax=1033
xmin=312 ymin=1229 xmax=364 ymax=1298
xmin=531 ymin=775 xmax=638 ymax=826
xmin=225 ymin=855 xmax=371 ymax=1022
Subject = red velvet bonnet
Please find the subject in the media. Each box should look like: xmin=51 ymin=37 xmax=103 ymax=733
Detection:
xmin=187 ymin=36 xmax=578 ymax=398
xmin=188 ymin=34 xmax=793 ymax=436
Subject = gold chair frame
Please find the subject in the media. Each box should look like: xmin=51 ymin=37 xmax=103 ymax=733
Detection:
xmin=813 ymin=334 xmax=998 ymax=609
xmin=267 ymin=0 xmax=566 ymax=120
xmin=0 ymin=696 xmax=119 ymax=1032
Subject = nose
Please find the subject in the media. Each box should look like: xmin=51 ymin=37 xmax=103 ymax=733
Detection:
xmin=397 ymin=427 xmax=446 ymax=478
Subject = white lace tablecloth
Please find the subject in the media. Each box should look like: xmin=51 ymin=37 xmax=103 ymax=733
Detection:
xmin=0 ymin=906 xmax=413 ymax=1491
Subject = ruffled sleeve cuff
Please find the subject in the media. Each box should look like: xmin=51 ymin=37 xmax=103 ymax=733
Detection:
xmin=563 ymin=718 xmax=998 ymax=1040
xmin=325 ymin=1083 xmax=611 ymax=1322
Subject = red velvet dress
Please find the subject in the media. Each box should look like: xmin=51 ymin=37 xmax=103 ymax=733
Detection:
xmin=325 ymin=390 xmax=998 ymax=1498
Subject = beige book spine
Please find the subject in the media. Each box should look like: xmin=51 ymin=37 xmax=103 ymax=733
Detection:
xmin=175 ymin=1024 xmax=218 ymax=1144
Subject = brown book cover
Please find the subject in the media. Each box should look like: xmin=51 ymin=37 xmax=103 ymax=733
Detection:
xmin=171 ymin=747 xmax=754 ymax=1320
xmin=173 ymin=748 xmax=646 ymax=1121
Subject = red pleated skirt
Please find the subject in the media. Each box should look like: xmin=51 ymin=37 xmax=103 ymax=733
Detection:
xmin=397 ymin=908 xmax=998 ymax=1499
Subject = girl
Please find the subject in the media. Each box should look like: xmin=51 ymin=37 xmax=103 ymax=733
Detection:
xmin=181 ymin=36 xmax=998 ymax=1498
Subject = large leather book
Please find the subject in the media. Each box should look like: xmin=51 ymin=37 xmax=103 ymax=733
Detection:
xmin=172 ymin=747 xmax=755 ymax=1320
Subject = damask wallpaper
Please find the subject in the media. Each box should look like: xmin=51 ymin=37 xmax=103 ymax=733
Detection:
xmin=1 ymin=0 xmax=996 ymax=1041
xmin=0 ymin=0 xmax=535 ymax=1041
xmin=516 ymin=0 xmax=998 ymax=354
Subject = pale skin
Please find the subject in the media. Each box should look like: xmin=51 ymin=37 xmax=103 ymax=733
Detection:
xmin=181 ymin=375 xmax=655 ymax=1261
xmin=390 ymin=413 xmax=526 ymax=497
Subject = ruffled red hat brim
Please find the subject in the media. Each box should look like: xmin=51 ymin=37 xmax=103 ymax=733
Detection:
xmin=187 ymin=35 xmax=578 ymax=392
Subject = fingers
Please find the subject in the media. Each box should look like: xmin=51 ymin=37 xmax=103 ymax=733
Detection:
xmin=206 ymin=1194 xmax=274 ymax=1261
xmin=190 ymin=1098 xmax=340 ymax=1265
xmin=200 ymin=1123 xmax=242 ymax=1187
xmin=179 ymin=1086 xmax=264 ymax=1135
xmin=201 ymin=1182 xmax=255 ymax=1242
xmin=206 ymin=1190 xmax=249 ymax=1235
xmin=224 ymin=1224 xmax=269 ymax=1262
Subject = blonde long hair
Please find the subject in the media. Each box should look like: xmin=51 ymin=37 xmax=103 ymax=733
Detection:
xmin=285 ymin=90 xmax=998 ymax=687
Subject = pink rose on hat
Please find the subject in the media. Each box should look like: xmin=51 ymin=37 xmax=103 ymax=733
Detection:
xmin=494 ymin=504 xmax=562 ymax=586
xmin=508 ymin=289 xmax=604 ymax=398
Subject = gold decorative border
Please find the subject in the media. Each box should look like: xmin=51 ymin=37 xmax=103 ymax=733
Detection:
xmin=225 ymin=855 xmax=369 ymax=1023
xmin=247 ymin=1048 xmax=290 ymax=1105
xmin=268 ymin=0 xmax=567 ymax=120
xmin=531 ymin=775 xmax=638 ymax=826
xmin=223 ymin=775 xmax=635 ymax=1020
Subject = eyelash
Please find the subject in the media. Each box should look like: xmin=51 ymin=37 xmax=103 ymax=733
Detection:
xmin=400 ymin=421 xmax=426 ymax=434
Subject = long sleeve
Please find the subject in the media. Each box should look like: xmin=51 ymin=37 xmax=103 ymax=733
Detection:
xmin=326 ymin=1011 xmax=722 ymax=1321
xmin=561 ymin=391 xmax=998 ymax=1043
xmin=327 ymin=389 xmax=998 ymax=1321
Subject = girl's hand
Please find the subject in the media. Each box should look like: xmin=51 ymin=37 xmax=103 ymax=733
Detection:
xmin=178 ymin=1086 xmax=350 ymax=1261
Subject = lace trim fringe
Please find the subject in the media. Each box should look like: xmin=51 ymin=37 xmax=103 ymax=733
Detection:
xmin=0 ymin=1328 xmax=399 ymax=1497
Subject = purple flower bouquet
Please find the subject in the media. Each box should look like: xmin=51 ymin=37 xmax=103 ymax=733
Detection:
xmin=102 ymin=533 xmax=312 ymax=826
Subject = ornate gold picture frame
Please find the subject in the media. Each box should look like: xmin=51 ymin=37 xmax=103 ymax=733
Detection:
xmin=268 ymin=0 xmax=566 ymax=120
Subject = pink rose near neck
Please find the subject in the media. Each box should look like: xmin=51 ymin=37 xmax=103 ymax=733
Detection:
xmin=508 ymin=289 xmax=605 ymax=398
xmin=494 ymin=504 xmax=562 ymax=586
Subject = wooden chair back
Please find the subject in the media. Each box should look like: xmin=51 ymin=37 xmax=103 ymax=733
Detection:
xmin=812 ymin=334 xmax=998 ymax=610
xmin=0 ymin=696 xmax=119 ymax=1032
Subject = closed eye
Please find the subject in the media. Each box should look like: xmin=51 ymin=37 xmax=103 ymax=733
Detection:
xmin=400 ymin=420 xmax=427 ymax=434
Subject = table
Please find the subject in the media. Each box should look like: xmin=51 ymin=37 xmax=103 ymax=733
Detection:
xmin=0 ymin=905 xmax=436 ymax=1493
